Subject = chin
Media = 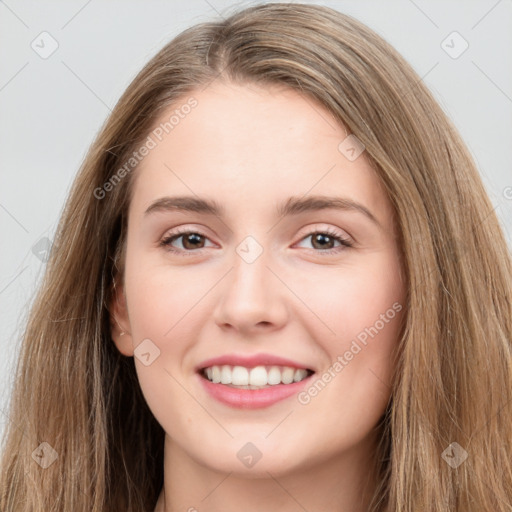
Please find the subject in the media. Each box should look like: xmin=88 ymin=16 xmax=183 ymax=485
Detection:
xmin=189 ymin=436 xmax=309 ymax=477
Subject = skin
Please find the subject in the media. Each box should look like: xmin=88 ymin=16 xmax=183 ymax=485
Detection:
xmin=110 ymin=81 xmax=405 ymax=512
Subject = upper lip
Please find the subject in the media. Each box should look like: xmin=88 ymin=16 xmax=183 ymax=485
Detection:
xmin=196 ymin=353 xmax=315 ymax=372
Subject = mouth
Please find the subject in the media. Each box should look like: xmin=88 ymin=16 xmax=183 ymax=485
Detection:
xmin=196 ymin=362 xmax=316 ymax=409
xmin=199 ymin=364 xmax=315 ymax=389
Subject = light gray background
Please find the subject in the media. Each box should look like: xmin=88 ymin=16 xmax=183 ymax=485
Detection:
xmin=1 ymin=0 xmax=511 ymax=440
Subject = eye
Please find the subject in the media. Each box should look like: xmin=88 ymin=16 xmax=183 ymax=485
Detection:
xmin=159 ymin=228 xmax=214 ymax=255
xmin=296 ymin=227 xmax=353 ymax=255
xmin=159 ymin=226 xmax=353 ymax=256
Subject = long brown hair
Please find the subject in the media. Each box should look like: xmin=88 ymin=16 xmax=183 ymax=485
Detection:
xmin=1 ymin=3 xmax=511 ymax=511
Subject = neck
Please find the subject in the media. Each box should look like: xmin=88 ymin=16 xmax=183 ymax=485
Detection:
xmin=154 ymin=432 xmax=382 ymax=512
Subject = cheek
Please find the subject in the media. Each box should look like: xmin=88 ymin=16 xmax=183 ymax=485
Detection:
xmin=307 ymin=252 xmax=404 ymax=391
xmin=122 ymin=257 xmax=205 ymax=421
xmin=299 ymin=254 xmax=403 ymax=343
xmin=124 ymin=261 xmax=205 ymax=435
xmin=124 ymin=253 xmax=204 ymax=342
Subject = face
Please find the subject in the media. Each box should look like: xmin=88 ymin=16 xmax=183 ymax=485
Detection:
xmin=111 ymin=81 xmax=405 ymax=477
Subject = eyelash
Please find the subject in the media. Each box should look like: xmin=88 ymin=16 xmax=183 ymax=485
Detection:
xmin=159 ymin=226 xmax=354 ymax=257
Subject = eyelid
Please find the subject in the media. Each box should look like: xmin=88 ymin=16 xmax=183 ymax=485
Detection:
xmin=161 ymin=223 xmax=351 ymax=242
xmin=159 ymin=223 xmax=354 ymax=255
xmin=159 ymin=226 xmax=215 ymax=250
xmin=292 ymin=224 xmax=354 ymax=254
xmin=295 ymin=223 xmax=351 ymax=241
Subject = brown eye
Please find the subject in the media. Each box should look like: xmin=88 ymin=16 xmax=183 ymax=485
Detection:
xmin=310 ymin=233 xmax=338 ymax=250
xmin=180 ymin=233 xmax=206 ymax=250
xmin=296 ymin=228 xmax=353 ymax=255
xmin=160 ymin=230 xmax=213 ymax=253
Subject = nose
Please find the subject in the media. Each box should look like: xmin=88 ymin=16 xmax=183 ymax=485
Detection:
xmin=212 ymin=247 xmax=289 ymax=336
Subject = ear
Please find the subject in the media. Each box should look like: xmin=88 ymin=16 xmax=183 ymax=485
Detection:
xmin=109 ymin=277 xmax=134 ymax=357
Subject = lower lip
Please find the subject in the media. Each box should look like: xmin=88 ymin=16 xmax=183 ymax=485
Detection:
xmin=198 ymin=373 xmax=313 ymax=409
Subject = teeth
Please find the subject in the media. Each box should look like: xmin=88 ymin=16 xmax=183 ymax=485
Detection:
xmin=220 ymin=365 xmax=231 ymax=385
xmin=268 ymin=366 xmax=282 ymax=385
xmin=249 ymin=366 xmax=267 ymax=386
xmin=232 ymin=366 xmax=249 ymax=385
xmin=211 ymin=366 xmax=221 ymax=383
xmin=281 ymin=367 xmax=295 ymax=384
xmin=293 ymin=369 xmax=305 ymax=382
xmin=202 ymin=365 xmax=310 ymax=386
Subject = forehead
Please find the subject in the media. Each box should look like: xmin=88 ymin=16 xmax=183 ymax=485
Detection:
xmin=129 ymin=81 xmax=392 ymax=224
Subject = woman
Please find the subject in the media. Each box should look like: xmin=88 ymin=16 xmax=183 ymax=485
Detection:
xmin=1 ymin=3 xmax=511 ymax=511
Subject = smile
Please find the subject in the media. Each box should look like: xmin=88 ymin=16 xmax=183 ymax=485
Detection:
xmin=201 ymin=364 xmax=313 ymax=388
xmin=196 ymin=354 xmax=316 ymax=409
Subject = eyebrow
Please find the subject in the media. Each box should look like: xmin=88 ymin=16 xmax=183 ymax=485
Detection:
xmin=144 ymin=195 xmax=381 ymax=227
